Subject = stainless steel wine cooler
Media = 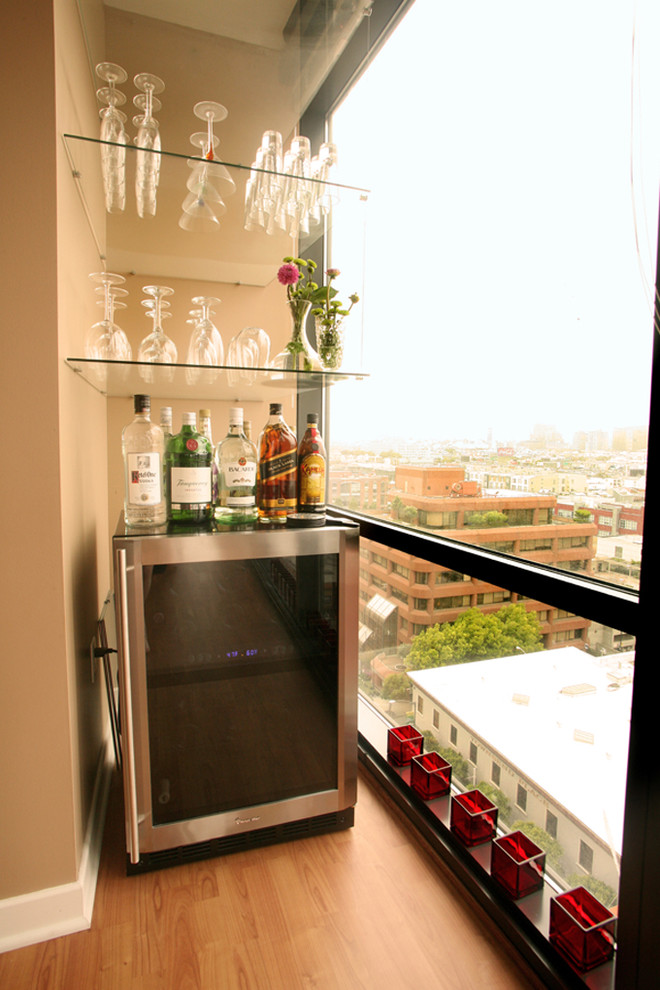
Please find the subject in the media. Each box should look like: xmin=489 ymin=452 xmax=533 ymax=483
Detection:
xmin=113 ymin=515 xmax=359 ymax=872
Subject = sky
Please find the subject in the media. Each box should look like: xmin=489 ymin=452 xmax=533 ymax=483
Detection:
xmin=326 ymin=0 xmax=660 ymax=446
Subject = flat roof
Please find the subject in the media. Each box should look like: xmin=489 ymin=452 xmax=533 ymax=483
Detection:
xmin=408 ymin=647 xmax=633 ymax=852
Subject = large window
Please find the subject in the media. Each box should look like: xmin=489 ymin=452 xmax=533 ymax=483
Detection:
xmin=328 ymin=0 xmax=660 ymax=594
xmin=308 ymin=2 xmax=660 ymax=986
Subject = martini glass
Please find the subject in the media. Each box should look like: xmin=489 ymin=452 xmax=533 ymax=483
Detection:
xmin=133 ymin=72 xmax=165 ymax=218
xmin=85 ymin=272 xmax=132 ymax=360
xmin=95 ymin=62 xmax=128 ymax=213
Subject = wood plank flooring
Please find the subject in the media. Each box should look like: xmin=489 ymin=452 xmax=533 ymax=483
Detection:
xmin=0 ymin=769 xmax=548 ymax=989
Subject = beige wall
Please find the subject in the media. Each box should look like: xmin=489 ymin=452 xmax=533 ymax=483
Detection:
xmin=0 ymin=0 xmax=336 ymax=912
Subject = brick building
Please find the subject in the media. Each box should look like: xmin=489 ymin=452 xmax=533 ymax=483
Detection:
xmin=359 ymin=466 xmax=597 ymax=652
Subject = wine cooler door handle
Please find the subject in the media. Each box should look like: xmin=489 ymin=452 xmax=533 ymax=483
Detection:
xmin=117 ymin=549 xmax=140 ymax=864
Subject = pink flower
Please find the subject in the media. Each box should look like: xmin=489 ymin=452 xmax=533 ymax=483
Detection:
xmin=325 ymin=268 xmax=341 ymax=279
xmin=277 ymin=262 xmax=300 ymax=287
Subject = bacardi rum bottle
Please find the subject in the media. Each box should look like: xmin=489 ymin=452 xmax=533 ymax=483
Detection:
xmin=257 ymin=402 xmax=297 ymax=523
xmin=214 ymin=407 xmax=258 ymax=524
xmin=297 ymin=413 xmax=326 ymax=513
xmin=122 ymin=394 xmax=167 ymax=527
xmin=165 ymin=412 xmax=213 ymax=523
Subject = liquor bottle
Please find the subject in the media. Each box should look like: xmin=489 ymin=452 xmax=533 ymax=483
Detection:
xmin=298 ymin=413 xmax=326 ymax=513
xmin=198 ymin=408 xmax=213 ymax=445
xmin=165 ymin=412 xmax=213 ymax=523
xmin=159 ymin=405 xmax=173 ymax=442
xmin=257 ymin=402 xmax=297 ymax=523
xmin=198 ymin=407 xmax=218 ymax=502
xmin=214 ymin=407 xmax=258 ymax=524
xmin=122 ymin=393 xmax=167 ymax=527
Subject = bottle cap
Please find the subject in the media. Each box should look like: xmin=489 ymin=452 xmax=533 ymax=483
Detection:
xmin=229 ymin=407 xmax=244 ymax=424
xmin=183 ymin=412 xmax=196 ymax=426
xmin=199 ymin=409 xmax=211 ymax=418
xmin=134 ymin=393 xmax=150 ymax=412
xmin=269 ymin=403 xmax=282 ymax=415
xmin=307 ymin=413 xmax=319 ymax=424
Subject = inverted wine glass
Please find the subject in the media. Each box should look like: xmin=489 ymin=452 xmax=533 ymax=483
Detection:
xmin=137 ymin=285 xmax=177 ymax=367
xmin=190 ymin=295 xmax=223 ymax=364
xmin=133 ymin=72 xmax=165 ymax=218
xmin=95 ymin=62 xmax=128 ymax=213
xmin=85 ymin=272 xmax=132 ymax=360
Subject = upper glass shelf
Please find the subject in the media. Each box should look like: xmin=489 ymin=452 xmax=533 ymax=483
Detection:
xmin=62 ymin=133 xmax=370 ymax=285
xmin=66 ymin=357 xmax=367 ymax=401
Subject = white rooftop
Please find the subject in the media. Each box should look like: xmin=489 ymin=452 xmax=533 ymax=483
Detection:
xmin=408 ymin=647 xmax=634 ymax=853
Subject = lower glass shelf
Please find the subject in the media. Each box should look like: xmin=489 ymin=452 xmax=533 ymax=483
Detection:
xmin=66 ymin=357 xmax=366 ymax=401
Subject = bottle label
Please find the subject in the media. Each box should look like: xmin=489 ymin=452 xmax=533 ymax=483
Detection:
xmin=225 ymin=459 xmax=257 ymax=487
xmin=260 ymin=450 xmax=297 ymax=482
xmin=299 ymin=453 xmax=325 ymax=505
xmin=170 ymin=466 xmax=211 ymax=507
xmin=127 ymin=453 xmax=162 ymax=505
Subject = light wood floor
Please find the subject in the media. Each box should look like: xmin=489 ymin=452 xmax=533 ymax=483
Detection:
xmin=0 ymin=769 xmax=549 ymax=989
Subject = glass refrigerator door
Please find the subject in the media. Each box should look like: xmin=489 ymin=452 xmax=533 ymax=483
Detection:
xmin=141 ymin=551 xmax=340 ymax=826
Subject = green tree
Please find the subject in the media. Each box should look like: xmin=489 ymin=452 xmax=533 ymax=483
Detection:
xmin=406 ymin=604 xmax=543 ymax=670
xmin=477 ymin=781 xmax=513 ymax=823
xmin=574 ymin=508 xmax=592 ymax=522
xmin=401 ymin=506 xmax=418 ymax=525
xmin=512 ymin=821 xmax=564 ymax=869
xmin=381 ymin=672 xmax=411 ymax=701
xmin=566 ymin=873 xmax=617 ymax=909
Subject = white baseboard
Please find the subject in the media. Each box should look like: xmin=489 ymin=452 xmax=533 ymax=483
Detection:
xmin=0 ymin=738 xmax=114 ymax=954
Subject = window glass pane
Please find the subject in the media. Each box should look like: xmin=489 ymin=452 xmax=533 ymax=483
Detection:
xmin=358 ymin=538 xmax=632 ymax=910
xmin=329 ymin=0 xmax=660 ymax=592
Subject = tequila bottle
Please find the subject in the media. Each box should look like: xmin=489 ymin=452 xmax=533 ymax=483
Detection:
xmin=214 ymin=407 xmax=258 ymax=524
xmin=165 ymin=412 xmax=213 ymax=523
xmin=122 ymin=393 xmax=166 ymax=527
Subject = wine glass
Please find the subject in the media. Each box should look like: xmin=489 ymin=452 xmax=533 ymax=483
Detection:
xmin=244 ymin=131 xmax=283 ymax=235
xmin=281 ymin=135 xmax=312 ymax=236
xmin=133 ymin=72 xmax=165 ymax=218
xmin=95 ymin=62 xmax=128 ymax=214
xmin=309 ymin=141 xmax=338 ymax=224
xmin=85 ymin=272 xmax=132 ymax=360
xmin=190 ymin=296 xmax=223 ymax=364
xmin=137 ymin=285 xmax=177 ymax=382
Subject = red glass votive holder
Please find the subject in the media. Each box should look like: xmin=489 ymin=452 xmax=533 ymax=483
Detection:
xmin=387 ymin=724 xmax=423 ymax=766
xmin=490 ymin=830 xmax=545 ymax=899
xmin=410 ymin=751 xmax=452 ymax=800
xmin=450 ymin=789 xmax=498 ymax=846
xmin=549 ymin=886 xmax=616 ymax=971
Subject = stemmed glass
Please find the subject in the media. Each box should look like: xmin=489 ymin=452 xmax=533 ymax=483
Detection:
xmin=280 ymin=135 xmax=312 ymax=236
xmin=227 ymin=326 xmax=271 ymax=386
xmin=309 ymin=141 xmax=338 ymax=225
xmin=95 ymin=62 xmax=128 ymax=214
xmin=244 ymin=130 xmax=283 ymax=234
xmin=133 ymin=72 xmax=165 ymax=219
xmin=189 ymin=296 xmax=224 ymax=363
xmin=179 ymin=102 xmax=235 ymax=232
xmin=137 ymin=285 xmax=177 ymax=381
xmin=85 ymin=272 xmax=132 ymax=360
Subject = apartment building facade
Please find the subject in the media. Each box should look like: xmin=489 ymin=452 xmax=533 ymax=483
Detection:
xmin=359 ymin=466 xmax=597 ymax=650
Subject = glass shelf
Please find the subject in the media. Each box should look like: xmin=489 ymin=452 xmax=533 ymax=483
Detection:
xmin=66 ymin=357 xmax=367 ymax=401
xmin=62 ymin=133 xmax=369 ymax=285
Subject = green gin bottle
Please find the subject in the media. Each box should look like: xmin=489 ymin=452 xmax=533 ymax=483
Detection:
xmin=166 ymin=412 xmax=213 ymax=523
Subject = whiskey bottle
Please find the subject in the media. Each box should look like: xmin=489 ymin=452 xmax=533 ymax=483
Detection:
xmin=214 ymin=407 xmax=258 ymax=524
xmin=122 ymin=394 xmax=167 ymax=527
xmin=257 ymin=402 xmax=297 ymax=523
xmin=298 ymin=413 xmax=326 ymax=513
xmin=165 ymin=412 xmax=213 ymax=523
